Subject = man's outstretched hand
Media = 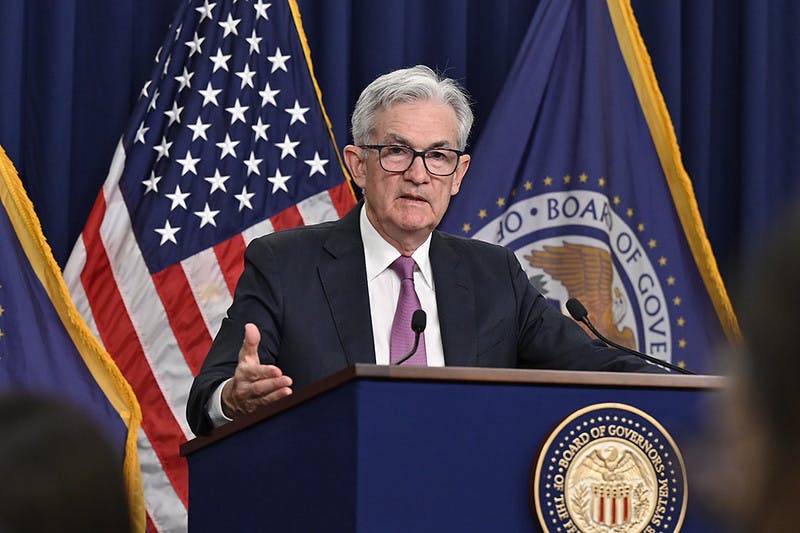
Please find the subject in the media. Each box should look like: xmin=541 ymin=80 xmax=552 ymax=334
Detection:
xmin=221 ymin=323 xmax=293 ymax=418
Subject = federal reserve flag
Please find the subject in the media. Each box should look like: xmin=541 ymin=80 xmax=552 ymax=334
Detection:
xmin=63 ymin=0 xmax=356 ymax=530
xmin=0 ymin=145 xmax=144 ymax=531
xmin=440 ymin=0 xmax=738 ymax=373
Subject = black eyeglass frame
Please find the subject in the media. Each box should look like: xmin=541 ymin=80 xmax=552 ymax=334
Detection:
xmin=359 ymin=144 xmax=466 ymax=176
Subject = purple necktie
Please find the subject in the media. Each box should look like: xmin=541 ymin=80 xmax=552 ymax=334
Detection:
xmin=389 ymin=256 xmax=427 ymax=365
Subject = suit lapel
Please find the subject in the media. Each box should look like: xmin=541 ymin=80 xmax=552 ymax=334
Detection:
xmin=318 ymin=204 xmax=376 ymax=365
xmin=431 ymin=233 xmax=479 ymax=366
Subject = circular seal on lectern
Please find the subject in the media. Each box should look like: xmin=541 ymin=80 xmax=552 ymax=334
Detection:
xmin=531 ymin=403 xmax=687 ymax=532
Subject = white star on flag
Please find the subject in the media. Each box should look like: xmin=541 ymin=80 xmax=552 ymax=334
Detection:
xmin=142 ymin=172 xmax=161 ymax=193
xmin=267 ymin=168 xmax=292 ymax=193
xmin=259 ymin=82 xmax=280 ymax=107
xmin=252 ymin=117 xmax=270 ymax=141
xmin=285 ymin=100 xmax=310 ymax=125
xmin=246 ymin=29 xmax=262 ymax=54
xmin=304 ymin=152 xmax=329 ymax=176
xmin=175 ymin=67 xmax=194 ymax=92
xmin=204 ymin=169 xmax=230 ymax=193
xmin=148 ymin=89 xmax=159 ymax=110
xmin=210 ymin=48 xmax=231 ymax=72
xmin=185 ymin=32 xmax=205 ymax=57
xmin=198 ymin=81 xmax=222 ymax=107
xmin=176 ymin=150 xmax=201 ymax=175
xmin=135 ymin=123 xmax=149 ymax=144
xmin=236 ymin=63 xmax=256 ymax=89
xmin=187 ymin=117 xmax=211 ymax=141
xmin=226 ymin=98 xmax=248 ymax=124
xmin=253 ymin=0 xmax=271 ymax=20
xmin=196 ymin=0 xmax=216 ymax=22
xmin=155 ymin=220 xmax=180 ymax=245
xmin=275 ymin=133 xmax=299 ymax=159
xmin=194 ymin=203 xmax=220 ymax=228
xmin=244 ymin=151 xmax=263 ymax=176
xmin=216 ymin=133 xmax=240 ymax=159
xmin=165 ymin=185 xmax=191 ymax=210
xmin=218 ymin=14 xmax=241 ymax=37
xmin=235 ymin=185 xmax=255 ymax=211
xmin=164 ymin=102 xmax=184 ymax=126
xmin=267 ymin=47 xmax=290 ymax=72
xmin=153 ymin=136 xmax=172 ymax=161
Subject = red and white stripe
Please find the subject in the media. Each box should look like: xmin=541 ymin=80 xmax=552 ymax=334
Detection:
xmin=64 ymin=140 xmax=355 ymax=531
xmin=593 ymin=493 xmax=631 ymax=527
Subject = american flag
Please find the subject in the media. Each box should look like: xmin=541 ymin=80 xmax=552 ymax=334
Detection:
xmin=63 ymin=0 xmax=355 ymax=530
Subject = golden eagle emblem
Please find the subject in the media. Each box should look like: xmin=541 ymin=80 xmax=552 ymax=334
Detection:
xmin=524 ymin=242 xmax=636 ymax=350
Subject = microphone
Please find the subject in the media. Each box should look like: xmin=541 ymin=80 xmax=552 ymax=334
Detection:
xmin=394 ymin=310 xmax=427 ymax=365
xmin=565 ymin=298 xmax=694 ymax=374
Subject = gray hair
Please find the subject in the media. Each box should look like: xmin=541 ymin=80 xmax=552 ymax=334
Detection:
xmin=350 ymin=65 xmax=474 ymax=150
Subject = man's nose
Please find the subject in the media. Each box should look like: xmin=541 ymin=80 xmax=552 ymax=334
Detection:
xmin=404 ymin=154 xmax=430 ymax=183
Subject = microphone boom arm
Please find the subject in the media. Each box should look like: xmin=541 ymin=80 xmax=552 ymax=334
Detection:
xmin=582 ymin=317 xmax=693 ymax=374
xmin=567 ymin=298 xmax=694 ymax=375
xmin=394 ymin=335 xmax=421 ymax=366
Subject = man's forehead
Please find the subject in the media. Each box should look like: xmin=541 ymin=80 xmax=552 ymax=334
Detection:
xmin=381 ymin=132 xmax=451 ymax=149
xmin=373 ymin=100 xmax=459 ymax=146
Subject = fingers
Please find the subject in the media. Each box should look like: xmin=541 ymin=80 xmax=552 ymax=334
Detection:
xmin=254 ymin=381 xmax=293 ymax=404
xmin=248 ymin=372 xmax=293 ymax=397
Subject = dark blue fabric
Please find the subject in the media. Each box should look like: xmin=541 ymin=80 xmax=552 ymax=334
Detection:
xmin=0 ymin=181 xmax=127 ymax=455
xmin=1 ymin=0 xmax=798 ymax=294
xmin=0 ymin=0 xmax=179 ymax=269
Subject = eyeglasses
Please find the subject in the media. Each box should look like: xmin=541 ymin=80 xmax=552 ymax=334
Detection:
xmin=359 ymin=144 xmax=465 ymax=176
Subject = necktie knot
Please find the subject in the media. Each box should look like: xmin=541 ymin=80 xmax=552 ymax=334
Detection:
xmin=390 ymin=255 xmax=416 ymax=280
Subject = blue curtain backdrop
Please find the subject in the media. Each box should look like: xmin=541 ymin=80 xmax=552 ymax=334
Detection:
xmin=1 ymin=0 xmax=798 ymax=292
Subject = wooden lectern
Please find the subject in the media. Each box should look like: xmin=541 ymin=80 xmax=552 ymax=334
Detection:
xmin=180 ymin=365 xmax=724 ymax=532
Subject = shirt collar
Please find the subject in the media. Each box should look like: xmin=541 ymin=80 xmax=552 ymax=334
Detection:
xmin=360 ymin=203 xmax=434 ymax=289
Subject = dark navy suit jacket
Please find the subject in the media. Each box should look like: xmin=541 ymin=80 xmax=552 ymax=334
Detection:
xmin=187 ymin=203 xmax=660 ymax=435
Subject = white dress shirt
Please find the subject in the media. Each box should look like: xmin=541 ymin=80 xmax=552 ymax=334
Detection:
xmin=359 ymin=206 xmax=445 ymax=366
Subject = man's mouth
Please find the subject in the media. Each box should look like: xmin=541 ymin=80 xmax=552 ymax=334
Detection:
xmin=399 ymin=193 xmax=427 ymax=203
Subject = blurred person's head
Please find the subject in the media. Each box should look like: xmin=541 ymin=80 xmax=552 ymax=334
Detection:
xmin=0 ymin=391 xmax=130 ymax=533
xmin=726 ymin=202 xmax=800 ymax=531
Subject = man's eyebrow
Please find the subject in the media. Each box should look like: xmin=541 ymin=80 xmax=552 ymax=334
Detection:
xmin=383 ymin=133 xmax=453 ymax=149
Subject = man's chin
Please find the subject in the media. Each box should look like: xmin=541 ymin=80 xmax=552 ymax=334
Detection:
xmin=394 ymin=206 xmax=434 ymax=225
xmin=396 ymin=218 xmax=437 ymax=236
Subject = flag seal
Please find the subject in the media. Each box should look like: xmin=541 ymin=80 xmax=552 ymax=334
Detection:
xmin=531 ymin=403 xmax=687 ymax=532
xmin=471 ymin=181 xmax=685 ymax=367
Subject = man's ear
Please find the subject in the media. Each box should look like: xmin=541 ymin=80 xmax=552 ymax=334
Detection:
xmin=343 ymin=145 xmax=366 ymax=189
xmin=450 ymin=154 xmax=470 ymax=196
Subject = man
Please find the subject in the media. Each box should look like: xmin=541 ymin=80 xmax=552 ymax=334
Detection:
xmin=187 ymin=66 xmax=662 ymax=436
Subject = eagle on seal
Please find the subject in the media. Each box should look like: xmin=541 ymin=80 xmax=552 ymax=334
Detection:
xmin=524 ymin=242 xmax=637 ymax=350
